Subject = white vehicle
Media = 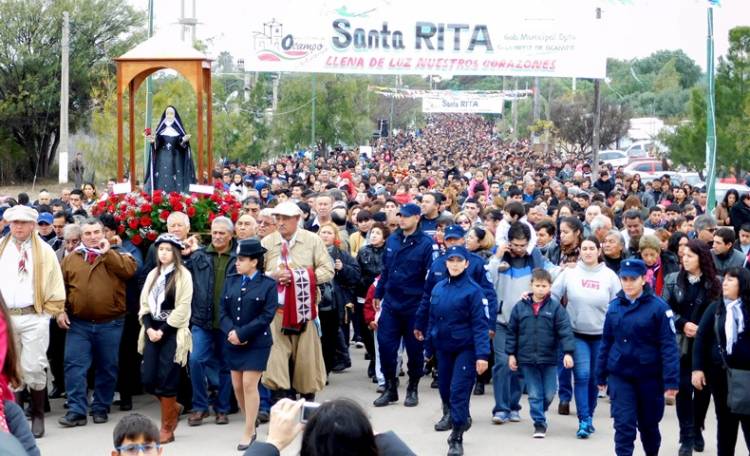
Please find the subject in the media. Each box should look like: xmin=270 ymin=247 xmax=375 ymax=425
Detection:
xmin=715 ymin=182 xmax=750 ymax=205
xmin=597 ymin=150 xmax=629 ymax=168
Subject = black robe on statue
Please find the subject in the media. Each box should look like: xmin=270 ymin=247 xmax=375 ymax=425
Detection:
xmin=144 ymin=106 xmax=196 ymax=194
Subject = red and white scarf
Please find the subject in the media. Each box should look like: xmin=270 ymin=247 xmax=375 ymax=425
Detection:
xmin=278 ymin=240 xmax=317 ymax=333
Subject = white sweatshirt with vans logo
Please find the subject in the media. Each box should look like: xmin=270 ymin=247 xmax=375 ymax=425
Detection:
xmin=551 ymin=261 xmax=622 ymax=336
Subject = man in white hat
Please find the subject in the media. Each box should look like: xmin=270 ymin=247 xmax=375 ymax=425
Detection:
xmin=261 ymin=201 xmax=334 ymax=401
xmin=0 ymin=205 xmax=65 ymax=438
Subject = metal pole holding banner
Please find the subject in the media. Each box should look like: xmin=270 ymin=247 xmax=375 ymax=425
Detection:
xmin=705 ymin=4 xmax=718 ymax=212
xmin=58 ymin=12 xmax=69 ymax=184
xmin=143 ymin=0 xmax=154 ymax=171
xmin=311 ymin=74 xmax=316 ymax=151
xmin=591 ymin=7 xmax=602 ymax=178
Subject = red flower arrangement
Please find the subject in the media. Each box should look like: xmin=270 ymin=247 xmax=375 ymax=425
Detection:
xmin=91 ymin=183 xmax=242 ymax=246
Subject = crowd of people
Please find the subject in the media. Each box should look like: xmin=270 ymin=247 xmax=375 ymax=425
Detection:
xmin=0 ymin=114 xmax=749 ymax=456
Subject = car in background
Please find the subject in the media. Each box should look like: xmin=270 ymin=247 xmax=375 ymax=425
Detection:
xmin=623 ymin=159 xmax=667 ymax=176
xmin=598 ymin=150 xmax=629 ymax=168
xmin=715 ymin=182 xmax=750 ymax=205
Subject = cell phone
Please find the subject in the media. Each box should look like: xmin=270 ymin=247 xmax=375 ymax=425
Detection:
xmin=300 ymin=402 xmax=320 ymax=424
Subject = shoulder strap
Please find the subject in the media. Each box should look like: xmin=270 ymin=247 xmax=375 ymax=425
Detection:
xmin=713 ymin=309 xmax=730 ymax=370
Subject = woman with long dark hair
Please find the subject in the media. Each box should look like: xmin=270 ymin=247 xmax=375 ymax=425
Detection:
xmin=693 ymin=267 xmax=750 ymax=455
xmin=662 ymin=239 xmax=722 ymax=454
xmin=138 ymin=234 xmax=193 ymax=444
xmin=715 ymin=189 xmax=739 ymax=227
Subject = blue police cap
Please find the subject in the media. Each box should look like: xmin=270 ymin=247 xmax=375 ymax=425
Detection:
xmin=444 ymin=224 xmax=465 ymax=240
xmin=619 ymin=258 xmax=647 ymax=278
xmin=37 ymin=212 xmax=53 ymax=225
xmin=397 ymin=203 xmax=421 ymax=218
xmin=445 ymin=245 xmax=469 ymax=261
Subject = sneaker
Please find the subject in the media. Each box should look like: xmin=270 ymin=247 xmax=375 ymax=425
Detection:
xmin=355 ymin=341 xmax=364 ymax=349
xmin=509 ymin=411 xmax=521 ymax=422
xmin=533 ymin=424 xmax=547 ymax=438
xmin=492 ymin=412 xmax=510 ymax=424
xmin=576 ymin=420 xmax=592 ymax=439
xmin=92 ymin=413 xmax=108 ymax=424
xmin=584 ymin=417 xmax=596 ymax=434
xmin=58 ymin=412 xmax=87 ymax=427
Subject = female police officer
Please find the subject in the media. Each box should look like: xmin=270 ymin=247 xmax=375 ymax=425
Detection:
xmin=596 ymin=258 xmax=680 ymax=456
xmin=414 ymin=245 xmax=490 ymax=456
xmin=220 ymin=239 xmax=278 ymax=451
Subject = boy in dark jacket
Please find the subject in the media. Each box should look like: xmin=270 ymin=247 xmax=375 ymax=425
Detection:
xmin=506 ymin=268 xmax=575 ymax=438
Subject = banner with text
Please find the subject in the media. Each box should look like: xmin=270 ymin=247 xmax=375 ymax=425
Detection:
xmin=242 ymin=0 xmax=606 ymax=78
xmin=422 ymin=92 xmax=504 ymax=113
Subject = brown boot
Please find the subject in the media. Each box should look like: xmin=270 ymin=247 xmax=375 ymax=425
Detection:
xmin=29 ymin=389 xmax=46 ymax=438
xmin=159 ymin=397 xmax=179 ymax=444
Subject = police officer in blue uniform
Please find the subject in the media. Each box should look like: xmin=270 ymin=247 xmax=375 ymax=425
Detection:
xmin=373 ymin=203 xmax=435 ymax=408
xmin=596 ymin=258 xmax=680 ymax=456
xmin=414 ymin=245 xmax=490 ymax=456
xmin=220 ymin=239 xmax=278 ymax=451
xmin=416 ymin=224 xmax=497 ymax=429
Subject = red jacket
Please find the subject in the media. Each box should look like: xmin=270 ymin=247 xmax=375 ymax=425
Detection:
xmin=363 ymin=277 xmax=380 ymax=324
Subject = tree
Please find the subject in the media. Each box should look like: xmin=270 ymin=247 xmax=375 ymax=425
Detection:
xmin=270 ymin=74 xmax=371 ymax=155
xmin=663 ymin=27 xmax=750 ymax=175
xmin=0 ymin=0 xmax=143 ymax=182
xmin=550 ymin=92 xmax=631 ymax=155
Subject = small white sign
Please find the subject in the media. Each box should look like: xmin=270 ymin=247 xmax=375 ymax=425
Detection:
xmin=189 ymin=184 xmax=215 ymax=195
xmin=112 ymin=183 xmax=132 ymax=195
xmin=360 ymin=146 xmax=373 ymax=158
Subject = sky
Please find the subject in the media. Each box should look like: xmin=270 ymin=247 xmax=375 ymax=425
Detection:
xmin=128 ymin=0 xmax=749 ymax=70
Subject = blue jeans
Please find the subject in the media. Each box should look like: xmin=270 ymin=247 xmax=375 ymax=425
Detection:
xmin=520 ymin=364 xmax=557 ymax=427
xmin=492 ymin=322 xmax=522 ymax=414
xmin=259 ymin=382 xmax=271 ymax=412
xmin=573 ymin=336 xmax=602 ymax=421
xmin=189 ymin=326 xmax=232 ymax=414
xmin=64 ymin=317 xmax=124 ymax=416
xmin=557 ymin=348 xmax=573 ymax=402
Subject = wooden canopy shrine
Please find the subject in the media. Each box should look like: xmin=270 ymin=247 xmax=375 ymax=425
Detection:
xmin=114 ymin=33 xmax=213 ymax=190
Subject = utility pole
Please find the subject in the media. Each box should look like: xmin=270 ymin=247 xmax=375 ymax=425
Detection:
xmin=143 ymin=0 xmax=154 ymax=170
xmin=532 ymin=77 xmax=541 ymax=122
xmin=58 ymin=11 xmax=70 ymax=184
xmin=591 ymin=7 xmax=603 ymax=177
xmin=311 ymin=74 xmax=316 ymax=152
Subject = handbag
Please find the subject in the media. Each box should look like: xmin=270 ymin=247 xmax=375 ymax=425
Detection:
xmin=714 ymin=312 xmax=750 ymax=415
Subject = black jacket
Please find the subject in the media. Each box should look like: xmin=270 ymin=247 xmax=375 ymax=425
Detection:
xmin=357 ymin=243 xmax=385 ymax=297
xmin=662 ymin=271 xmax=719 ymax=334
xmin=506 ymin=295 xmax=575 ymax=365
xmin=219 ymin=272 xmax=277 ymax=347
xmin=320 ymin=246 xmax=361 ymax=321
xmin=184 ymin=242 xmax=237 ymax=330
xmin=731 ymin=202 xmax=750 ymax=235
xmin=693 ymin=300 xmax=750 ymax=371
xmin=243 ymin=431 xmax=415 ymax=456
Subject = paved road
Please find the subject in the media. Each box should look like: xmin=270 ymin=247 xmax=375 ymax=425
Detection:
xmin=37 ymin=351 xmax=717 ymax=456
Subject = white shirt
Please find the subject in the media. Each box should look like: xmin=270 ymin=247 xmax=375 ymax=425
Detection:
xmin=0 ymin=239 xmax=35 ymax=308
xmin=620 ymin=227 xmax=655 ymax=249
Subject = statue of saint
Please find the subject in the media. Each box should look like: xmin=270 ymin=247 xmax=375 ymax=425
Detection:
xmin=144 ymin=106 xmax=196 ymax=194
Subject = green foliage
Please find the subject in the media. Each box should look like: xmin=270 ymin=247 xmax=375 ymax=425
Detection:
xmin=270 ymin=74 xmax=372 ymax=154
xmin=0 ymin=0 xmax=144 ymax=182
xmin=663 ymin=27 xmax=750 ymax=175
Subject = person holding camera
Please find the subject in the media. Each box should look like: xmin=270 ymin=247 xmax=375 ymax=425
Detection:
xmin=243 ymin=398 xmax=415 ymax=456
xmin=220 ymin=239 xmax=278 ymax=451
xmin=58 ymin=217 xmax=138 ymax=427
